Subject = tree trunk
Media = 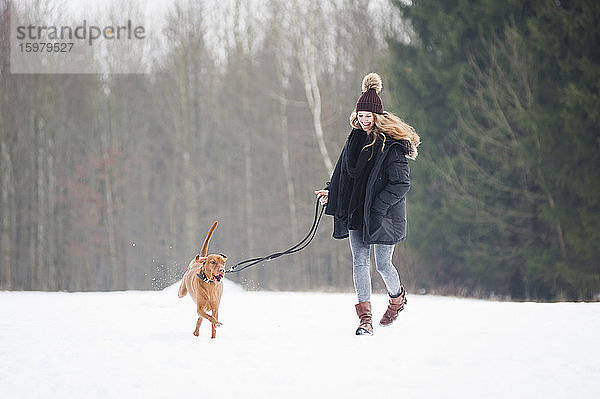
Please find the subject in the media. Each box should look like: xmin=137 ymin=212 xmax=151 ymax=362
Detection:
xmin=296 ymin=42 xmax=333 ymax=176
xmin=46 ymin=115 xmax=56 ymax=290
xmin=0 ymin=133 xmax=13 ymax=289
xmin=101 ymin=85 xmax=122 ymax=290
xmin=278 ymin=87 xmax=298 ymax=244
xmin=244 ymin=135 xmax=254 ymax=256
xmin=547 ymin=194 xmax=567 ymax=260
xmin=34 ymin=110 xmax=46 ymax=289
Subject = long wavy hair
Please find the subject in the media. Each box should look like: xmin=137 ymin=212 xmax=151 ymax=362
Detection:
xmin=349 ymin=110 xmax=421 ymax=160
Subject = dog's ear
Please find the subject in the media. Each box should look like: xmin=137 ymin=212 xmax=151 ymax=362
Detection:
xmin=219 ymin=253 xmax=228 ymax=260
xmin=194 ymin=255 xmax=207 ymax=264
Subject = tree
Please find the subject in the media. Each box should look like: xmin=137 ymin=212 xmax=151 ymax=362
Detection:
xmin=386 ymin=0 xmax=599 ymax=299
xmin=523 ymin=0 xmax=600 ymax=298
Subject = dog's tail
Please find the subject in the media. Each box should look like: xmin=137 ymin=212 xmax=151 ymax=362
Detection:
xmin=178 ymin=280 xmax=187 ymax=298
xmin=200 ymin=221 xmax=218 ymax=257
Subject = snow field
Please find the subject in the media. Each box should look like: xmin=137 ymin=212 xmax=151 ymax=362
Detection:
xmin=1 ymin=280 xmax=599 ymax=399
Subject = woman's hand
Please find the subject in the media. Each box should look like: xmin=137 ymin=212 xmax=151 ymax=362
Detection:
xmin=314 ymin=189 xmax=329 ymax=205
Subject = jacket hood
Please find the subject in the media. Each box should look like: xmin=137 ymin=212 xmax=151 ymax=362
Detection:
xmin=386 ymin=137 xmax=418 ymax=161
xmin=397 ymin=138 xmax=418 ymax=161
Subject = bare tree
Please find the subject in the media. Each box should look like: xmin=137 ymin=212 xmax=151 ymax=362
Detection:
xmin=0 ymin=0 xmax=13 ymax=289
xmin=288 ymin=2 xmax=334 ymax=176
xmin=0 ymin=0 xmax=403 ymax=293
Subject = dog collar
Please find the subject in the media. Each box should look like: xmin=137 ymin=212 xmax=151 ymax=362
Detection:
xmin=196 ymin=270 xmax=215 ymax=284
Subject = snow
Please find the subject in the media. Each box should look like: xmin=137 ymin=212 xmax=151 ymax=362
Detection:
xmin=1 ymin=280 xmax=599 ymax=399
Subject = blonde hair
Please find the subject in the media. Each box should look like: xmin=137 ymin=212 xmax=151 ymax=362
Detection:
xmin=350 ymin=111 xmax=421 ymax=159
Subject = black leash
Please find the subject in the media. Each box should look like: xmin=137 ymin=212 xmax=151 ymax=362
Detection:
xmin=225 ymin=197 xmax=326 ymax=274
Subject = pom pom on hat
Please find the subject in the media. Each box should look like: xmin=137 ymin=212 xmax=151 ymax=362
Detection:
xmin=362 ymin=72 xmax=382 ymax=94
xmin=356 ymin=72 xmax=383 ymax=114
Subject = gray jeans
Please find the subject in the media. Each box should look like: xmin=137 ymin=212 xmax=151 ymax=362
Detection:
xmin=349 ymin=229 xmax=401 ymax=303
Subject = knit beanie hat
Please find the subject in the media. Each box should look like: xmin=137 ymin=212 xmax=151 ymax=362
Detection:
xmin=355 ymin=73 xmax=383 ymax=114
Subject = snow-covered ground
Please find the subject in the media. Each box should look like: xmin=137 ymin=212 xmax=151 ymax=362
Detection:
xmin=1 ymin=280 xmax=599 ymax=399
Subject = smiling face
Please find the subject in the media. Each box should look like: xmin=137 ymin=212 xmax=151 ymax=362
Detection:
xmin=203 ymin=254 xmax=227 ymax=282
xmin=357 ymin=111 xmax=374 ymax=131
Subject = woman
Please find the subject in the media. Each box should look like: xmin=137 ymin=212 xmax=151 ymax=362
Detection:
xmin=315 ymin=73 xmax=420 ymax=336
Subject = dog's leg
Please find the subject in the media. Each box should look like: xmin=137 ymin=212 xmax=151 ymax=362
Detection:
xmin=211 ymin=309 xmax=219 ymax=339
xmin=194 ymin=316 xmax=202 ymax=336
xmin=198 ymin=308 xmax=221 ymax=326
xmin=196 ymin=304 xmax=222 ymax=336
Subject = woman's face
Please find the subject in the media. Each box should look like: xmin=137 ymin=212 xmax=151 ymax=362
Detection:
xmin=357 ymin=111 xmax=374 ymax=131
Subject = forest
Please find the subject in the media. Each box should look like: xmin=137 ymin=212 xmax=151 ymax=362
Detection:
xmin=1 ymin=0 xmax=598 ymax=300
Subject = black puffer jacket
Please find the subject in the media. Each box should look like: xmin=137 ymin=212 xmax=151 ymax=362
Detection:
xmin=325 ymin=132 xmax=411 ymax=244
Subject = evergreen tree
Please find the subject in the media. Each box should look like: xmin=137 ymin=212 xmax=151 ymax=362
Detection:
xmin=524 ymin=0 xmax=600 ymax=298
xmin=386 ymin=0 xmax=599 ymax=299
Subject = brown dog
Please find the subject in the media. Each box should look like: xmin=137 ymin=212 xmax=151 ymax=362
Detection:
xmin=178 ymin=221 xmax=227 ymax=339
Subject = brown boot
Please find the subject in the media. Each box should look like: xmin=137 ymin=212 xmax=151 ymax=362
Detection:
xmin=379 ymin=286 xmax=407 ymax=327
xmin=355 ymin=301 xmax=373 ymax=335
